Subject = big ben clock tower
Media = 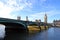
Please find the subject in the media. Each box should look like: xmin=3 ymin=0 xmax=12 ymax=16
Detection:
xmin=44 ymin=14 xmax=47 ymax=23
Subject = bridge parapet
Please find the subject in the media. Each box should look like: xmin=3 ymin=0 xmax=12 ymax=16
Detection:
xmin=0 ymin=18 xmax=39 ymax=29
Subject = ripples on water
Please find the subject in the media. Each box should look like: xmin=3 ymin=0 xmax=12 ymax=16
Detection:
xmin=0 ymin=24 xmax=60 ymax=40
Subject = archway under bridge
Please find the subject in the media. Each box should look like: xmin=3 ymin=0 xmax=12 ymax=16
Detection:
xmin=0 ymin=22 xmax=28 ymax=32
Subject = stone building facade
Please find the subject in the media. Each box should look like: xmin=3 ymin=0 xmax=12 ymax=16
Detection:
xmin=53 ymin=20 xmax=60 ymax=27
xmin=44 ymin=14 xmax=47 ymax=23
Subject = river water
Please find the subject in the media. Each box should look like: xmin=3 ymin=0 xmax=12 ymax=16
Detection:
xmin=0 ymin=24 xmax=60 ymax=40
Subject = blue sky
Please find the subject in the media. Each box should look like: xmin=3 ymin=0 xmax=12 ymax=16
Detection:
xmin=0 ymin=0 xmax=60 ymax=23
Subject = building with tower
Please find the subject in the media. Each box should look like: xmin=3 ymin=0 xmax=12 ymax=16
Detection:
xmin=53 ymin=20 xmax=60 ymax=27
xmin=44 ymin=14 xmax=47 ymax=23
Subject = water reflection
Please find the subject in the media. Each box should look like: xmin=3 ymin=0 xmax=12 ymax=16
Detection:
xmin=0 ymin=24 xmax=5 ymax=39
xmin=0 ymin=25 xmax=60 ymax=40
xmin=4 ymin=31 xmax=28 ymax=40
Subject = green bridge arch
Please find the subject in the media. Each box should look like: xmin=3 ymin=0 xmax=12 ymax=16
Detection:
xmin=0 ymin=18 xmax=28 ymax=31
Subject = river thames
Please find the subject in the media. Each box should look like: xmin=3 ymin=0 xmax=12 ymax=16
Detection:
xmin=0 ymin=24 xmax=60 ymax=40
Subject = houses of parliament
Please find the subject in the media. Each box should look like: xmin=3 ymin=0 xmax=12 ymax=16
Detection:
xmin=53 ymin=20 xmax=60 ymax=27
xmin=17 ymin=14 xmax=48 ymax=24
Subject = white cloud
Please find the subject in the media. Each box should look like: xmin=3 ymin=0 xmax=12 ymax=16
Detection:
xmin=0 ymin=1 xmax=13 ymax=18
xmin=6 ymin=0 xmax=33 ymax=10
xmin=0 ymin=0 xmax=48 ymax=19
xmin=5 ymin=0 xmax=25 ymax=11
xmin=0 ymin=0 xmax=58 ymax=22
xmin=30 ymin=9 xmax=60 ymax=22
xmin=39 ymin=0 xmax=47 ymax=6
xmin=30 ymin=9 xmax=60 ymax=18
xmin=40 ymin=0 xmax=47 ymax=3
xmin=29 ymin=12 xmax=45 ymax=21
xmin=0 ymin=0 xmax=33 ymax=19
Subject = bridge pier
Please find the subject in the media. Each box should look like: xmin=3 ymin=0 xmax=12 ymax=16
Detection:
xmin=25 ymin=22 xmax=29 ymax=32
xmin=37 ymin=23 xmax=41 ymax=31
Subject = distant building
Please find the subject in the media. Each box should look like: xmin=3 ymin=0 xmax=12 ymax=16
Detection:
xmin=53 ymin=20 xmax=60 ymax=27
xmin=44 ymin=14 xmax=47 ymax=23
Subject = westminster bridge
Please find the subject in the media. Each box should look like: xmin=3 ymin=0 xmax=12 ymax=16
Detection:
xmin=0 ymin=18 xmax=51 ymax=32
